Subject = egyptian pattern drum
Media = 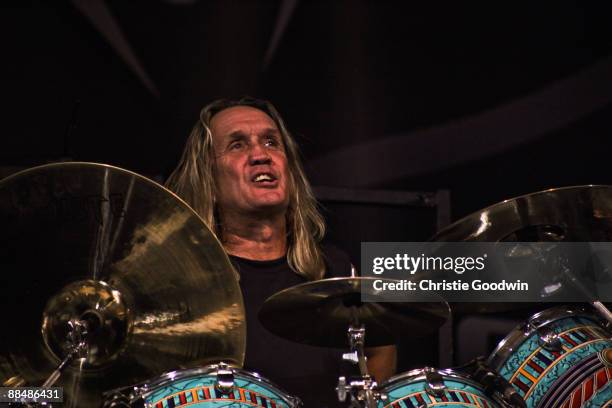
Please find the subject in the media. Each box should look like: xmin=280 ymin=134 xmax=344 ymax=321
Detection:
xmin=379 ymin=368 xmax=500 ymax=408
xmin=137 ymin=365 xmax=300 ymax=408
xmin=488 ymin=306 xmax=612 ymax=407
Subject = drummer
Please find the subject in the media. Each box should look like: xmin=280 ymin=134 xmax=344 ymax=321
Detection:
xmin=166 ymin=96 xmax=396 ymax=406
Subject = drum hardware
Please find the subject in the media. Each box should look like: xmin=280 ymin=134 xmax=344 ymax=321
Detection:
xmin=213 ymin=362 xmax=235 ymax=394
xmin=593 ymin=300 xmax=612 ymax=326
xmin=101 ymin=389 xmax=133 ymax=408
xmin=522 ymin=244 xmax=612 ymax=326
xmin=41 ymin=279 xmax=130 ymax=371
xmin=525 ymin=319 xmax=563 ymax=352
xmin=422 ymin=367 xmax=446 ymax=397
xmin=40 ymin=318 xmax=90 ymax=390
xmin=336 ymin=375 xmax=385 ymax=407
xmin=534 ymin=327 xmax=562 ymax=352
xmin=337 ymin=324 xmax=378 ymax=408
xmin=101 ymin=383 xmax=147 ymax=407
xmin=465 ymin=357 xmax=526 ymax=408
xmin=347 ymin=326 xmax=368 ymax=376
xmin=259 ymin=277 xmax=450 ymax=408
xmin=542 ymin=250 xmax=612 ymax=325
xmin=542 ymin=248 xmax=612 ymax=326
xmin=339 ymin=323 xmax=387 ymax=407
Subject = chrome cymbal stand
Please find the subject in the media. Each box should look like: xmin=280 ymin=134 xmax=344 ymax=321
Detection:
xmin=336 ymin=324 xmax=384 ymax=408
xmin=531 ymin=244 xmax=612 ymax=326
xmin=17 ymin=320 xmax=90 ymax=407
xmin=42 ymin=319 xmax=89 ymax=389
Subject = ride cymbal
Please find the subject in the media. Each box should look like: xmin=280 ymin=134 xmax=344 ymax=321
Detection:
xmin=259 ymin=277 xmax=450 ymax=347
xmin=0 ymin=162 xmax=245 ymax=407
xmin=432 ymin=185 xmax=612 ymax=242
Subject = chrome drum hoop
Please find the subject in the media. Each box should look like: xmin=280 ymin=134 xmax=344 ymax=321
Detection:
xmin=487 ymin=304 xmax=609 ymax=370
xmin=107 ymin=363 xmax=302 ymax=408
xmin=378 ymin=367 xmax=501 ymax=408
xmin=486 ymin=304 xmax=612 ymax=407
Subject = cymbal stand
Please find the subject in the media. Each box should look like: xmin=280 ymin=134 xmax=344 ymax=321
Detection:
xmin=16 ymin=320 xmax=89 ymax=407
xmin=553 ymin=251 xmax=612 ymax=326
xmin=531 ymin=245 xmax=612 ymax=326
xmin=42 ymin=319 xmax=89 ymax=388
xmin=592 ymin=301 xmax=612 ymax=326
xmin=336 ymin=323 xmax=382 ymax=408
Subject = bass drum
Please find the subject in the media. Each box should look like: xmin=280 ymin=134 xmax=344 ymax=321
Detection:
xmin=378 ymin=367 xmax=501 ymax=407
xmin=488 ymin=305 xmax=612 ymax=407
xmin=104 ymin=364 xmax=301 ymax=408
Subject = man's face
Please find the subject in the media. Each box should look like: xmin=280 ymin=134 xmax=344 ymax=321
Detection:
xmin=211 ymin=106 xmax=291 ymax=216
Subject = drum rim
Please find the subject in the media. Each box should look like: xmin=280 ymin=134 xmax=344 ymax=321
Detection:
xmin=379 ymin=367 xmax=486 ymax=391
xmin=123 ymin=363 xmax=301 ymax=406
xmin=486 ymin=304 xmax=601 ymax=370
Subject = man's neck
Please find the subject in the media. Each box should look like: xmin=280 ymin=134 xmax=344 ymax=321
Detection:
xmin=219 ymin=211 xmax=287 ymax=261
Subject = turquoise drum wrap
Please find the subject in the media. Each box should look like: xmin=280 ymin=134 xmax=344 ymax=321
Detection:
xmin=488 ymin=306 xmax=612 ymax=408
xmin=137 ymin=365 xmax=301 ymax=408
xmin=378 ymin=368 xmax=500 ymax=408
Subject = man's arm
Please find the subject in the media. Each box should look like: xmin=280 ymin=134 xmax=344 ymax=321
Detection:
xmin=365 ymin=345 xmax=397 ymax=383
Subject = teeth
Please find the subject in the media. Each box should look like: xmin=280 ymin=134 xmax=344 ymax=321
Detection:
xmin=254 ymin=174 xmax=273 ymax=182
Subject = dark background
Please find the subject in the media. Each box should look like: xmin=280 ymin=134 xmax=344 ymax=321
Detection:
xmin=2 ymin=0 xmax=612 ymax=376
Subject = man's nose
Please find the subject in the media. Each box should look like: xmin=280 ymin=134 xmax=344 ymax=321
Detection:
xmin=248 ymin=144 xmax=272 ymax=165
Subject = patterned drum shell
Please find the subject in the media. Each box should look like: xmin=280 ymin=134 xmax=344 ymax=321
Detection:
xmin=378 ymin=368 xmax=501 ymax=408
xmin=128 ymin=364 xmax=301 ymax=408
xmin=488 ymin=305 xmax=612 ymax=408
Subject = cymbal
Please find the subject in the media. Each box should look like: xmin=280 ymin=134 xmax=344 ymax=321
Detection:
xmin=431 ymin=185 xmax=612 ymax=242
xmin=259 ymin=277 xmax=450 ymax=347
xmin=0 ymin=162 xmax=245 ymax=407
xmin=431 ymin=185 xmax=612 ymax=314
xmin=445 ymin=302 xmax=540 ymax=315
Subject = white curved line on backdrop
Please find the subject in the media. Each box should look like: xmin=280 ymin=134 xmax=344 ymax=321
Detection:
xmin=308 ymin=55 xmax=612 ymax=187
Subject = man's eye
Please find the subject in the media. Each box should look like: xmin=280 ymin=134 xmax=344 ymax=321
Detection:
xmin=229 ymin=141 xmax=243 ymax=150
xmin=264 ymin=138 xmax=280 ymax=147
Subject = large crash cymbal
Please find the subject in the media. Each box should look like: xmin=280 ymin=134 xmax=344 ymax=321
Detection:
xmin=0 ymin=162 xmax=245 ymax=407
xmin=431 ymin=185 xmax=612 ymax=314
xmin=259 ymin=277 xmax=450 ymax=347
xmin=431 ymin=185 xmax=612 ymax=242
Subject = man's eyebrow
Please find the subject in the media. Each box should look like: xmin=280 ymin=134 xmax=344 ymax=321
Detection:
xmin=227 ymin=130 xmax=248 ymax=140
xmin=261 ymin=128 xmax=281 ymax=136
xmin=226 ymin=128 xmax=280 ymax=139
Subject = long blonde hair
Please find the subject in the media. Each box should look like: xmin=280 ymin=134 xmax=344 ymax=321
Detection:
xmin=166 ymin=97 xmax=326 ymax=280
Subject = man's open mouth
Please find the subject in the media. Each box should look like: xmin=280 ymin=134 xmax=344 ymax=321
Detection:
xmin=252 ymin=173 xmax=277 ymax=183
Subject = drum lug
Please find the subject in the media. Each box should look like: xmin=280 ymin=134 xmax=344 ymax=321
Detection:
xmin=536 ymin=327 xmax=562 ymax=351
xmin=102 ymin=385 xmax=145 ymax=407
xmin=101 ymin=390 xmax=132 ymax=407
xmin=527 ymin=316 xmax=563 ymax=352
xmin=215 ymin=362 xmax=235 ymax=394
xmin=423 ymin=367 xmax=446 ymax=398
